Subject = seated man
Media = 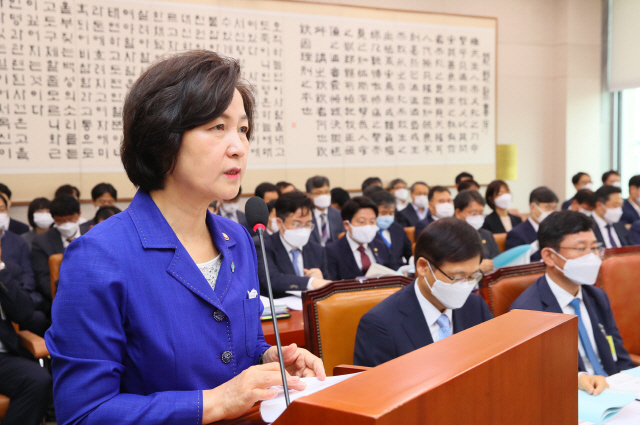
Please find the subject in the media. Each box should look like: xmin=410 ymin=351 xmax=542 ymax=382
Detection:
xmin=330 ymin=187 xmax=350 ymax=211
xmin=510 ymin=211 xmax=634 ymax=379
xmin=454 ymin=172 xmax=474 ymax=190
xmin=256 ymin=192 xmax=330 ymax=297
xmin=456 ymin=179 xmax=480 ymax=192
xmin=218 ymin=186 xmax=252 ymax=234
xmin=620 ymin=175 xmax=640 ymax=225
xmin=369 ymin=190 xmax=412 ymax=267
xmin=388 ymin=178 xmax=409 ymax=212
xmin=306 ymin=175 xmax=344 ymax=246
xmin=506 ymin=186 xmax=558 ymax=261
xmin=568 ymin=189 xmax=597 ymax=216
xmin=80 ymin=183 xmax=118 ymax=233
xmin=453 ymin=190 xmax=499 ymax=273
xmin=361 ymin=177 xmax=382 ymax=193
xmin=414 ymin=186 xmax=454 ymax=237
xmin=602 ymin=170 xmax=621 ymax=187
xmin=562 ymin=172 xmax=593 ymax=210
xmin=275 ymin=181 xmax=296 ymax=194
xmin=326 ymin=196 xmax=395 ymax=281
xmin=254 ymin=182 xmax=280 ymax=204
xmin=592 ymin=185 xmax=630 ymax=248
xmin=396 ymin=181 xmax=430 ymax=228
xmin=0 ymin=185 xmax=29 ymax=235
xmin=354 ymin=218 xmax=492 ymax=367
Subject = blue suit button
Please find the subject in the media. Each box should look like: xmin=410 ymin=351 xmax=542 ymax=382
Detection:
xmin=221 ymin=350 xmax=233 ymax=364
xmin=213 ymin=310 xmax=226 ymax=322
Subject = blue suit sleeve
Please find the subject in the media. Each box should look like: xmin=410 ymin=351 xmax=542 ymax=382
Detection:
xmin=319 ymin=248 xmax=330 ymax=281
xmin=30 ymin=237 xmax=52 ymax=300
xmin=325 ymin=244 xmax=340 ymax=281
xmin=45 ymin=236 xmax=203 ymax=425
xmin=353 ymin=311 xmax=395 ymax=367
xmin=630 ymin=221 xmax=640 ymax=245
xmin=600 ymin=291 xmax=635 ymax=372
xmin=505 ymin=229 xmax=526 ymax=250
xmin=17 ymin=237 xmax=36 ymax=292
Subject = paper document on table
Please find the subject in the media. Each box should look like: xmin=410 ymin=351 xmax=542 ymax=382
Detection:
xmin=578 ymin=389 xmax=638 ymax=424
xmin=365 ymin=263 xmax=402 ymax=277
xmin=260 ymin=373 xmax=360 ymax=423
xmin=285 ymin=291 xmax=302 ymax=297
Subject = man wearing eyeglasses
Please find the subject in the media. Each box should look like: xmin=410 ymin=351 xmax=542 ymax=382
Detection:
xmin=256 ymin=191 xmax=331 ymax=298
xmin=510 ymin=211 xmax=634 ymax=395
xmin=353 ymin=218 xmax=493 ymax=367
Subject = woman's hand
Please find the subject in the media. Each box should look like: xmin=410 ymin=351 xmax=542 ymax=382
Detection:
xmin=263 ymin=343 xmax=326 ymax=380
xmin=578 ymin=373 xmax=609 ymax=395
xmin=202 ymin=362 xmax=307 ymax=423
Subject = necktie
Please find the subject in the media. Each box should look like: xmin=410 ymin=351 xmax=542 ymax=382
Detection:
xmin=379 ymin=229 xmax=391 ymax=249
xmin=357 ymin=245 xmax=371 ymax=274
xmin=320 ymin=213 xmax=328 ymax=245
xmin=569 ymin=298 xmax=607 ymax=376
xmin=226 ymin=212 xmax=234 ymax=220
xmin=290 ymin=249 xmax=303 ymax=277
xmin=436 ymin=314 xmax=452 ymax=340
xmin=605 ymin=225 xmax=618 ymax=248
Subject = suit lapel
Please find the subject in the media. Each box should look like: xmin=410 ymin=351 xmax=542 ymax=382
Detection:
xmin=272 ymin=234 xmax=297 ymax=275
xmin=339 ymin=237 xmax=361 ymax=277
xmin=399 ymin=282 xmax=433 ymax=350
xmin=538 ymin=277 xmax=564 ymax=314
xmin=310 ymin=212 xmax=321 ymax=244
xmin=582 ymin=289 xmax=617 ymax=375
xmin=452 ymin=306 xmax=469 ymax=334
xmin=51 ymin=229 xmax=64 ymax=253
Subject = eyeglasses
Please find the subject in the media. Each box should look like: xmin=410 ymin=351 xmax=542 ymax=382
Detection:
xmin=429 ymin=261 xmax=483 ymax=285
xmin=558 ymin=244 xmax=605 ymax=257
xmin=286 ymin=222 xmax=315 ymax=230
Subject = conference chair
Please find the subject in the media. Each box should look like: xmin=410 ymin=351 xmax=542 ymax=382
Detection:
xmin=598 ymin=246 xmax=640 ymax=365
xmin=49 ymin=253 xmax=63 ymax=301
xmin=480 ymin=263 xmax=546 ymax=317
xmin=338 ymin=232 xmax=345 ymax=239
xmin=302 ymin=276 xmax=412 ymax=376
xmin=493 ymin=233 xmax=507 ymax=253
xmin=404 ymin=226 xmax=416 ymax=244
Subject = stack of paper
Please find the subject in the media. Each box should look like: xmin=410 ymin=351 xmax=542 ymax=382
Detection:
xmin=578 ymin=389 xmax=638 ymax=424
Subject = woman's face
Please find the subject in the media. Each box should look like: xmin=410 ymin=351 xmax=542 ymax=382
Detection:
xmin=169 ymin=89 xmax=249 ymax=202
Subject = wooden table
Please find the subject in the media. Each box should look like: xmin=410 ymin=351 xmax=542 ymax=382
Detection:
xmin=261 ymin=310 xmax=305 ymax=348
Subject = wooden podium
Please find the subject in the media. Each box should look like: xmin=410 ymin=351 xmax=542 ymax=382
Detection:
xmin=224 ymin=309 xmax=578 ymax=425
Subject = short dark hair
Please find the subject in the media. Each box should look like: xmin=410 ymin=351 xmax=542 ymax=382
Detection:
xmin=368 ymin=189 xmax=396 ymax=207
xmin=55 ymin=184 xmax=80 ymax=199
xmin=414 ymin=217 xmax=483 ymax=268
xmin=594 ymin=185 xmax=622 ymax=204
xmin=454 ymin=190 xmax=485 ymax=211
xmin=538 ymin=211 xmax=595 ymax=251
xmin=27 ymin=197 xmax=51 ymax=228
xmin=362 ymin=185 xmax=384 ymax=198
xmin=485 ymin=180 xmax=508 ymax=210
xmin=387 ymin=178 xmax=407 ymax=190
xmin=0 ymin=193 xmax=7 ymax=208
xmin=428 ymin=185 xmax=450 ymax=202
xmin=529 ymin=187 xmax=558 ymax=204
xmin=571 ymin=172 xmax=588 ymax=185
xmin=601 ymin=170 xmax=620 ymax=184
xmin=274 ymin=191 xmax=314 ymax=222
xmin=275 ymin=181 xmax=294 ymax=191
xmin=255 ymin=182 xmax=280 ymax=200
xmin=575 ymin=189 xmax=597 ymax=208
xmin=0 ymin=183 xmax=11 ymax=200
xmin=628 ymin=175 xmax=640 ymax=189
xmin=121 ymin=50 xmax=255 ymax=192
xmin=410 ymin=181 xmax=429 ymax=192
xmin=361 ymin=177 xmax=382 ymax=192
xmin=455 ymin=172 xmax=474 ymax=185
xmin=95 ymin=206 xmax=122 ymax=224
xmin=50 ymin=195 xmax=80 ymax=218
xmin=305 ymin=175 xmax=330 ymax=193
xmin=341 ymin=196 xmax=378 ymax=221
xmin=330 ymin=187 xmax=350 ymax=208
xmin=91 ymin=183 xmax=117 ymax=201
xmin=266 ymin=199 xmax=277 ymax=214
xmin=457 ymin=179 xmax=480 ymax=192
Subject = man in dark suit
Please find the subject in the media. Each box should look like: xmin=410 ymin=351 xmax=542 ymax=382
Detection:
xmin=396 ymin=181 xmax=430 ymax=228
xmin=562 ymin=172 xmax=593 ymax=210
xmin=368 ymin=190 xmax=412 ymax=267
xmin=31 ymin=195 xmax=88 ymax=306
xmin=354 ymin=218 xmax=492 ymax=367
xmin=218 ymin=185 xmax=253 ymax=234
xmin=566 ymin=189 xmax=597 ymax=217
xmin=591 ymin=185 xmax=630 ymax=248
xmin=79 ymin=183 xmax=118 ymax=234
xmin=305 ymin=176 xmax=344 ymax=247
xmin=256 ymin=192 xmax=331 ymax=298
xmin=0 ymin=188 xmax=29 ymax=235
xmin=510 ymin=211 xmax=634 ymax=380
xmin=414 ymin=186 xmax=454 ymax=237
xmin=506 ymin=186 xmax=558 ymax=261
xmin=326 ymin=196 xmax=395 ymax=281
xmin=620 ymin=175 xmax=640 ymax=225
xmin=630 ymin=219 xmax=640 ymax=245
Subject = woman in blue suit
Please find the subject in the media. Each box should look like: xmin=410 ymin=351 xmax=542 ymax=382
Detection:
xmin=45 ymin=51 xmax=324 ymax=424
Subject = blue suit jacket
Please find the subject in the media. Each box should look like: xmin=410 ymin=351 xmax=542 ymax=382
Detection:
xmin=8 ymin=218 xmax=29 ymax=235
xmin=414 ymin=212 xmax=435 ymax=238
xmin=353 ymin=281 xmax=493 ymax=367
xmin=325 ymin=235 xmax=394 ymax=281
xmin=256 ymin=232 xmax=329 ymax=297
xmin=561 ymin=197 xmax=574 ymax=211
xmin=592 ymin=220 xmax=631 ymax=247
xmin=621 ymin=199 xmax=640 ymax=225
xmin=630 ymin=220 xmax=640 ymax=245
xmin=506 ymin=220 xmax=541 ymax=261
xmin=510 ymin=275 xmax=634 ymax=375
xmin=396 ymin=204 xmax=428 ymax=228
xmin=375 ymin=222 xmax=412 ymax=268
xmin=45 ymin=191 xmax=270 ymax=425
xmin=309 ymin=206 xmax=344 ymax=246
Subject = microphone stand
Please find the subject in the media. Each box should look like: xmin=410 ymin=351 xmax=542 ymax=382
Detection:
xmin=257 ymin=227 xmax=291 ymax=406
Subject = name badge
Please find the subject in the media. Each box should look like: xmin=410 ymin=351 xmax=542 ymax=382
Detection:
xmin=606 ymin=335 xmax=617 ymax=362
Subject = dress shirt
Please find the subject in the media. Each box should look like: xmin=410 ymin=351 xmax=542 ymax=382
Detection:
xmin=61 ymin=226 xmax=81 ymax=249
xmin=593 ymin=213 xmax=621 ymax=248
xmin=500 ymin=215 xmax=513 ymax=232
xmin=345 ymin=232 xmax=376 ymax=272
xmin=222 ymin=210 xmax=239 ymax=223
xmin=546 ymin=273 xmax=600 ymax=375
xmin=630 ymin=199 xmax=640 ymax=216
xmin=414 ymin=280 xmax=453 ymax=343
xmin=313 ymin=207 xmax=331 ymax=242
xmin=381 ymin=229 xmax=391 ymax=246
xmin=528 ymin=217 xmax=540 ymax=232
xmin=279 ymin=233 xmax=314 ymax=290
xmin=411 ymin=203 xmax=428 ymax=221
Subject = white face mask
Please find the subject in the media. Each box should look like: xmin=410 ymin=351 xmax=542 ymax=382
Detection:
xmin=434 ymin=202 xmax=454 ymax=219
xmin=33 ymin=212 xmax=54 ymax=229
xmin=612 ymin=181 xmax=621 ymax=188
xmin=313 ymin=194 xmax=331 ymax=210
xmin=581 ymin=182 xmax=594 ymax=191
xmin=603 ymin=206 xmax=623 ymax=224
xmin=465 ymin=215 xmax=484 ymax=231
xmin=282 ymin=227 xmax=312 ymax=248
xmin=551 ymin=250 xmax=602 ymax=286
xmin=494 ymin=193 xmax=512 ymax=210
xmin=57 ymin=221 xmax=79 ymax=239
xmin=269 ymin=218 xmax=279 ymax=233
xmin=0 ymin=213 xmax=9 ymax=231
xmin=394 ymin=188 xmax=409 ymax=202
xmin=578 ymin=208 xmax=592 ymax=217
xmin=348 ymin=222 xmax=379 ymax=244
xmin=220 ymin=201 xmax=239 ymax=214
xmin=413 ymin=195 xmax=428 ymax=209
xmin=425 ymin=262 xmax=476 ymax=309
xmin=533 ymin=204 xmax=553 ymax=223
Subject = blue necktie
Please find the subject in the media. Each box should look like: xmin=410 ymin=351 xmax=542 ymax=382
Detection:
xmin=569 ymin=298 xmax=607 ymax=376
xmin=291 ymin=249 xmax=303 ymax=277
xmin=379 ymin=229 xmax=391 ymax=248
xmin=605 ymin=225 xmax=619 ymax=248
xmin=436 ymin=314 xmax=451 ymax=341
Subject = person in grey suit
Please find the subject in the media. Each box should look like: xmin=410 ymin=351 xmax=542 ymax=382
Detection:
xmin=305 ymin=175 xmax=345 ymax=247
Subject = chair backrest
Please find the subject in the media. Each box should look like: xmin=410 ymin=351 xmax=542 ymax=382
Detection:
xmin=338 ymin=232 xmax=345 ymax=239
xmin=481 ymin=263 xmax=546 ymax=317
xmin=494 ymin=233 xmax=507 ymax=253
xmin=49 ymin=253 xmax=63 ymax=300
xmin=0 ymin=394 xmax=9 ymax=419
xmin=404 ymin=226 xmax=416 ymax=244
xmin=598 ymin=246 xmax=640 ymax=357
xmin=303 ymin=276 xmax=412 ymax=375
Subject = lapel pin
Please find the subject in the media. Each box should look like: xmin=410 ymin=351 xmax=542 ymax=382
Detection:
xmin=231 ymin=261 xmax=235 ymax=273
xmin=222 ymin=233 xmax=229 ymax=241
xmin=373 ymin=248 xmax=378 ymax=253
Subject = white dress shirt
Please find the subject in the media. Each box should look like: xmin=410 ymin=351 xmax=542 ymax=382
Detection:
xmin=593 ymin=213 xmax=621 ymax=248
xmin=414 ymin=280 xmax=453 ymax=343
xmin=313 ymin=207 xmax=330 ymax=245
xmin=631 ymin=199 xmax=640 ymax=216
xmin=546 ymin=273 xmax=601 ymax=375
xmin=345 ymin=232 xmax=376 ymax=273
xmin=279 ymin=233 xmax=314 ymax=290
xmin=380 ymin=229 xmax=392 ymax=246
xmin=222 ymin=210 xmax=239 ymax=224
xmin=528 ymin=217 xmax=540 ymax=232
xmin=411 ymin=203 xmax=428 ymax=221
xmin=61 ymin=226 xmax=81 ymax=249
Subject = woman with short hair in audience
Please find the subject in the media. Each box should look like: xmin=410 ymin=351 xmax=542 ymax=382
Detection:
xmin=22 ymin=198 xmax=53 ymax=251
xmin=482 ymin=180 xmax=522 ymax=234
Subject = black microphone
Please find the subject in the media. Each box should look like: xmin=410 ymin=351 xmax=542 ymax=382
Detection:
xmin=245 ymin=196 xmax=291 ymax=406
